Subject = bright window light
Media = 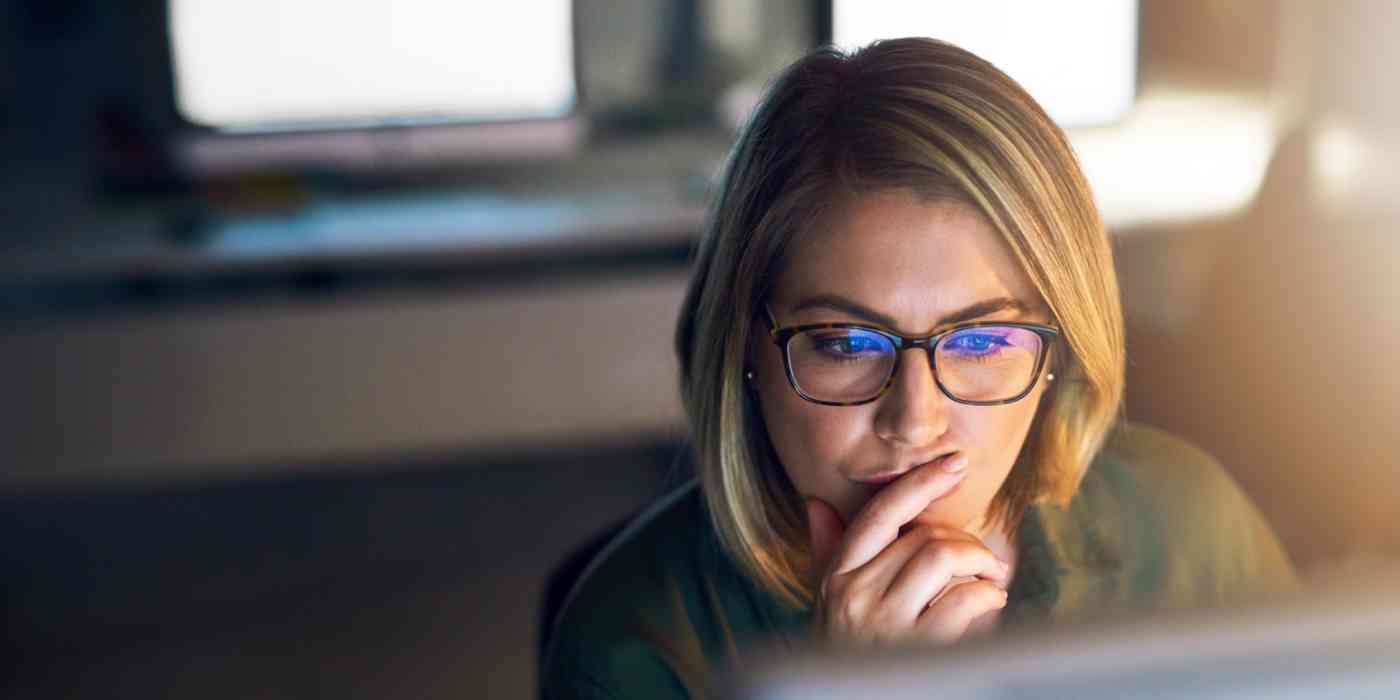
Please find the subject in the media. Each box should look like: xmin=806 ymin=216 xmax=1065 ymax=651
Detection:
xmin=832 ymin=0 xmax=1137 ymax=127
xmin=169 ymin=0 xmax=575 ymax=132
xmin=1070 ymin=91 xmax=1277 ymax=229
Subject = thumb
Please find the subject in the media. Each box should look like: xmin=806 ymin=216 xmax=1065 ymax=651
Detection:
xmin=805 ymin=497 xmax=846 ymax=577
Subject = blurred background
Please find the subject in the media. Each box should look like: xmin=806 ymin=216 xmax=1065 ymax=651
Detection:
xmin=2 ymin=0 xmax=1398 ymax=697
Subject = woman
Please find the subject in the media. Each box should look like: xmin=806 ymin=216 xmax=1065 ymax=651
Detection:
xmin=542 ymin=38 xmax=1297 ymax=699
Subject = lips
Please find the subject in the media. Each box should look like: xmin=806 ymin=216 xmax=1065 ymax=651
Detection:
xmin=851 ymin=452 xmax=959 ymax=485
xmin=853 ymin=471 xmax=904 ymax=486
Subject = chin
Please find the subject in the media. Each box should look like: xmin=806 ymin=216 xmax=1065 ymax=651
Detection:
xmin=911 ymin=494 xmax=983 ymax=532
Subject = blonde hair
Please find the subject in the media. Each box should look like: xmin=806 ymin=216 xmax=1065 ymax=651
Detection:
xmin=674 ymin=38 xmax=1125 ymax=609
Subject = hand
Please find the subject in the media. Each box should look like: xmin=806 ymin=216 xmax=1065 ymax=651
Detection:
xmin=806 ymin=457 xmax=1011 ymax=647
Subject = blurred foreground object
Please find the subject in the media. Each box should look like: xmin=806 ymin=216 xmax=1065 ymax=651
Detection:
xmin=731 ymin=570 xmax=1400 ymax=699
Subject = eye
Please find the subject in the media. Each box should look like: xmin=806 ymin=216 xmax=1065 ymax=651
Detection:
xmin=815 ymin=333 xmax=884 ymax=356
xmin=942 ymin=330 xmax=1011 ymax=356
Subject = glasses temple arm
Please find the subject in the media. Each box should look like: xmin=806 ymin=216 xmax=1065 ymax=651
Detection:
xmin=762 ymin=302 xmax=780 ymax=336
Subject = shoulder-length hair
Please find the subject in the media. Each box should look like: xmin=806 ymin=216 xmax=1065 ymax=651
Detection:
xmin=674 ymin=38 xmax=1125 ymax=609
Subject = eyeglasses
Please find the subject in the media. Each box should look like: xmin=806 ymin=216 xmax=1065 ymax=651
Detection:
xmin=763 ymin=306 xmax=1059 ymax=406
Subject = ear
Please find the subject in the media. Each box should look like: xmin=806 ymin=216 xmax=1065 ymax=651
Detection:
xmin=1047 ymin=336 xmax=1064 ymax=378
xmin=743 ymin=311 xmax=770 ymax=388
xmin=1040 ymin=343 xmax=1067 ymax=408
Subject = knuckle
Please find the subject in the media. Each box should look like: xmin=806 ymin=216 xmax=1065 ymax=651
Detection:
xmin=905 ymin=543 xmax=941 ymax=574
xmin=844 ymin=566 xmax=879 ymax=594
xmin=955 ymin=581 xmax=1006 ymax=608
xmin=845 ymin=587 xmax=878 ymax=617
xmin=868 ymin=607 xmax=905 ymax=634
xmin=833 ymin=595 xmax=865 ymax=628
xmin=924 ymin=542 xmax=958 ymax=569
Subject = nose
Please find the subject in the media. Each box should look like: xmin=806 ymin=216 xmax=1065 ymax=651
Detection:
xmin=872 ymin=347 xmax=952 ymax=448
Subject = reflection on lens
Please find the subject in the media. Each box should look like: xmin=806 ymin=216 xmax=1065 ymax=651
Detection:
xmin=936 ymin=326 xmax=1041 ymax=402
xmin=787 ymin=328 xmax=896 ymax=403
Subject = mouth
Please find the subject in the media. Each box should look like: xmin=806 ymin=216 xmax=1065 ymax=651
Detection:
xmin=850 ymin=452 xmax=960 ymax=486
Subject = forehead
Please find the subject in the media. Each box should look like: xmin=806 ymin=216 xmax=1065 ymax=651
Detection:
xmin=773 ymin=189 xmax=1042 ymax=332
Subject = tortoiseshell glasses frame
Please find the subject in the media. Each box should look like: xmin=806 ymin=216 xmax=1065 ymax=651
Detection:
xmin=761 ymin=306 xmax=1059 ymax=407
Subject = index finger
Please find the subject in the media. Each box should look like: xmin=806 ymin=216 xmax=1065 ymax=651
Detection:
xmin=829 ymin=454 xmax=968 ymax=575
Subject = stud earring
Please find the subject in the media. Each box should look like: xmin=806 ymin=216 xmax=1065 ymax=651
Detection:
xmin=744 ymin=370 xmax=755 ymax=381
xmin=1047 ymin=373 xmax=1056 ymax=382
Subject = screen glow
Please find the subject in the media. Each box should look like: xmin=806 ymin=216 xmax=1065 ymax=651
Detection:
xmin=170 ymin=0 xmax=575 ymax=132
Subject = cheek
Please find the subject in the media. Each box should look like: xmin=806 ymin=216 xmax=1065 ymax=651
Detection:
xmin=963 ymin=376 xmax=1047 ymax=464
xmin=954 ymin=382 xmax=1048 ymax=498
xmin=961 ymin=401 xmax=1039 ymax=478
xmin=752 ymin=349 xmax=867 ymax=503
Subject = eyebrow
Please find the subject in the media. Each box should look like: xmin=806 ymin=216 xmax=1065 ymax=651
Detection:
xmin=786 ymin=294 xmax=1032 ymax=333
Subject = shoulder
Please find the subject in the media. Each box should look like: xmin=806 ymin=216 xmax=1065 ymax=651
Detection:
xmin=1059 ymin=423 xmax=1237 ymax=561
xmin=1063 ymin=422 xmax=1299 ymax=607
xmin=1091 ymin=421 xmax=1238 ymax=512
xmin=542 ymin=481 xmax=772 ymax=700
xmin=1089 ymin=423 xmax=1278 ymax=543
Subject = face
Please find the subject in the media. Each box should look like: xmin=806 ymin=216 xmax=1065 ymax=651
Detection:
xmin=750 ymin=189 xmax=1054 ymax=536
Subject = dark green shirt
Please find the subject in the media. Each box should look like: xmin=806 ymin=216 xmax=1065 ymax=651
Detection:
xmin=542 ymin=423 xmax=1299 ymax=699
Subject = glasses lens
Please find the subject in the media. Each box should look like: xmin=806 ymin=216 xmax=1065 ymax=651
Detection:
xmin=787 ymin=328 xmax=897 ymax=403
xmin=935 ymin=326 xmax=1043 ymax=402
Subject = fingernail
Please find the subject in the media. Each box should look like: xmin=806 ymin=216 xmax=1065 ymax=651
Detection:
xmin=941 ymin=454 xmax=968 ymax=473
